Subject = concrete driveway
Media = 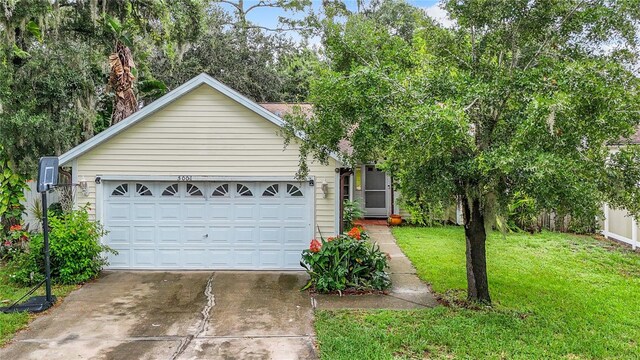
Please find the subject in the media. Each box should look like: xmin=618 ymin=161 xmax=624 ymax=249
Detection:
xmin=0 ymin=271 xmax=317 ymax=360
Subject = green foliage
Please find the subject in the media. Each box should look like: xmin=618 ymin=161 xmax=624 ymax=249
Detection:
xmin=328 ymin=226 xmax=640 ymax=359
xmin=0 ymin=224 xmax=29 ymax=260
xmin=566 ymin=211 xmax=600 ymax=234
xmin=46 ymin=202 xmax=64 ymax=218
xmin=150 ymin=14 xmax=319 ymax=102
xmin=0 ymin=1 xmax=317 ymax=176
xmin=400 ymin=195 xmax=448 ymax=227
xmin=505 ymin=192 xmax=540 ymax=233
xmin=283 ymin=1 xmax=640 ymax=301
xmin=9 ymin=207 xmax=114 ymax=285
xmin=0 ymin=147 xmax=25 ymax=231
xmin=300 ymin=229 xmax=391 ymax=293
xmin=284 ymin=1 xmax=640 ymax=222
xmin=342 ymin=199 xmax=364 ymax=229
xmin=0 ymin=39 xmax=106 ymax=176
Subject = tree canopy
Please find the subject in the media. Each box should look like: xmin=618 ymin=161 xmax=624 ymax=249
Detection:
xmin=284 ymin=0 xmax=640 ymax=303
xmin=0 ymin=0 xmax=318 ymax=176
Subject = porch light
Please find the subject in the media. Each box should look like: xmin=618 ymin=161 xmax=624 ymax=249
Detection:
xmin=321 ymin=180 xmax=329 ymax=198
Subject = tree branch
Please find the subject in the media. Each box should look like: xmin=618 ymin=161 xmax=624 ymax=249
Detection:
xmin=245 ymin=1 xmax=283 ymax=14
xmin=216 ymin=0 xmax=242 ymax=12
xmin=522 ymin=0 xmax=586 ymax=71
xmin=443 ymin=47 xmax=472 ymax=70
xmin=244 ymin=24 xmax=307 ymax=32
xmin=464 ymin=98 xmax=479 ymax=112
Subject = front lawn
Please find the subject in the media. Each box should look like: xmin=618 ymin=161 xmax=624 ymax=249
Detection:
xmin=314 ymin=227 xmax=640 ymax=359
xmin=0 ymin=264 xmax=76 ymax=346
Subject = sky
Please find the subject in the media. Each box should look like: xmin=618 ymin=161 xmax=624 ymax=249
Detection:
xmin=218 ymin=0 xmax=450 ymax=43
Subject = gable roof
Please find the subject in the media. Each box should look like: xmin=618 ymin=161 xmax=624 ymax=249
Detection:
xmin=59 ymin=73 xmax=338 ymax=165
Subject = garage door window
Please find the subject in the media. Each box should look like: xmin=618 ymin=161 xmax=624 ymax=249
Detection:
xmin=262 ymin=184 xmax=279 ymax=197
xmin=136 ymin=183 xmax=153 ymax=196
xmin=211 ymin=183 xmax=229 ymax=197
xmin=111 ymin=183 xmax=128 ymax=196
xmin=287 ymin=184 xmax=303 ymax=197
xmin=186 ymin=183 xmax=203 ymax=197
xmin=237 ymin=183 xmax=253 ymax=197
xmin=162 ymin=183 xmax=179 ymax=196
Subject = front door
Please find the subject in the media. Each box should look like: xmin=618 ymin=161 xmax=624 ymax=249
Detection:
xmin=363 ymin=165 xmax=389 ymax=218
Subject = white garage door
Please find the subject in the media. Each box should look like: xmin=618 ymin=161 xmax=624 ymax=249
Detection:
xmin=102 ymin=180 xmax=313 ymax=269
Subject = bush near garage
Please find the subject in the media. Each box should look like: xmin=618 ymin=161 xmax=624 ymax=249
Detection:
xmin=300 ymin=226 xmax=391 ymax=293
xmin=8 ymin=206 xmax=115 ymax=285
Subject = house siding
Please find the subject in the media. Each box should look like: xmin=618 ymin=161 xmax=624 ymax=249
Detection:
xmin=74 ymin=85 xmax=337 ymax=237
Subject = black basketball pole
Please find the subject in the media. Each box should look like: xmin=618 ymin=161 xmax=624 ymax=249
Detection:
xmin=41 ymin=188 xmax=53 ymax=304
xmin=0 ymin=157 xmax=57 ymax=313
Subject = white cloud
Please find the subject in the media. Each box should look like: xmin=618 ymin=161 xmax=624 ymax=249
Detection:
xmin=422 ymin=2 xmax=454 ymax=28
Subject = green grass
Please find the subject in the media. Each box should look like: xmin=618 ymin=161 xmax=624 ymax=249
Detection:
xmin=314 ymin=227 xmax=640 ymax=359
xmin=0 ymin=264 xmax=76 ymax=346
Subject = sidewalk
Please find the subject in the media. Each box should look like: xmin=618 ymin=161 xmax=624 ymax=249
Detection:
xmin=312 ymin=225 xmax=438 ymax=310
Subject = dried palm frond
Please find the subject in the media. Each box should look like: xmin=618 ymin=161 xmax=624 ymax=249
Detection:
xmin=108 ymin=41 xmax=137 ymax=125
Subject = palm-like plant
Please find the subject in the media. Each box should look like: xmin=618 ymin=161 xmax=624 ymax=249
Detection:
xmin=105 ymin=15 xmax=137 ymax=125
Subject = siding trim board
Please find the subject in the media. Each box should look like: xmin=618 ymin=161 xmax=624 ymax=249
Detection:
xmin=96 ymin=175 xmax=313 ymax=183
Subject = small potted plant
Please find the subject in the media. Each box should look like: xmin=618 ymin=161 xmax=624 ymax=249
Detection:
xmin=388 ymin=214 xmax=402 ymax=226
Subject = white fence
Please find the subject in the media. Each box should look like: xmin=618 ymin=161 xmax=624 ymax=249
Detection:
xmin=602 ymin=204 xmax=638 ymax=250
xmin=21 ymin=180 xmax=59 ymax=230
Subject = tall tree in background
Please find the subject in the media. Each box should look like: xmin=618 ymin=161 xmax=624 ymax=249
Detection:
xmin=284 ymin=0 xmax=640 ymax=303
xmin=0 ymin=0 xmax=318 ymax=176
xmin=152 ymin=0 xmax=318 ymax=102
xmin=0 ymin=0 xmax=206 ymax=175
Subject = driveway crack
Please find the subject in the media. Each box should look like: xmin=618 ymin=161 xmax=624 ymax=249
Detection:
xmin=170 ymin=273 xmax=215 ymax=360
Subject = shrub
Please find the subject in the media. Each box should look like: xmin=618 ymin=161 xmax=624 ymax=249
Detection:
xmin=506 ymin=192 xmax=540 ymax=233
xmin=343 ymin=200 xmax=364 ymax=229
xmin=399 ymin=195 xmax=451 ymax=226
xmin=0 ymin=148 xmax=26 ymax=231
xmin=8 ymin=206 xmax=115 ymax=285
xmin=0 ymin=223 xmax=30 ymax=260
xmin=300 ymin=227 xmax=391 ymax=293
xmin=47 ymin=202 xmax=64 ymax=218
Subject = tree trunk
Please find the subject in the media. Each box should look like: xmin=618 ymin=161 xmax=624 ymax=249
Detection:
xmin=109 ymin=41 xmax=137 ymax=125
xmin=461 ymin=196 xmax=491 ymax=304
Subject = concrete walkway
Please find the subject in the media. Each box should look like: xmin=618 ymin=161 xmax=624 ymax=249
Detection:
xmin=312 ymin=225 xmax=438 ymax=310
xmin=0 ymin=272 xmax=316 ymax=360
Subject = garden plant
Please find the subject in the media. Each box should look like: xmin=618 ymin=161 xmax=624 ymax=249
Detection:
xmin=300 ymin=226 xmax=391 ymax=293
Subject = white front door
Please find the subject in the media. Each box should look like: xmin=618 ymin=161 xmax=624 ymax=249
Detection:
xmin=102 ymin=180 xmax=312 ymax=270
xmin=363 ymin=165 xmax=390 ymax=218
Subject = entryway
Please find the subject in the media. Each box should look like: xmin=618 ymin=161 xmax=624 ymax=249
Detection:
xmin=362 ymin=165 xmax=391 ymax=218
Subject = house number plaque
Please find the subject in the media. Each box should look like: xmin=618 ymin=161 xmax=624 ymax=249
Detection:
xmin=177 ymin=175 xmax=193 ymax=181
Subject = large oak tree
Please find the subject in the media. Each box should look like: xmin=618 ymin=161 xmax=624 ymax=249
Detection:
xmin=284 ymin=0 xmax=640 ymax=303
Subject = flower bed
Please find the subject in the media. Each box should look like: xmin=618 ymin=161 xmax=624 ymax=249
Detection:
xmin=300 ymin=226 xmax=391 ymax=293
